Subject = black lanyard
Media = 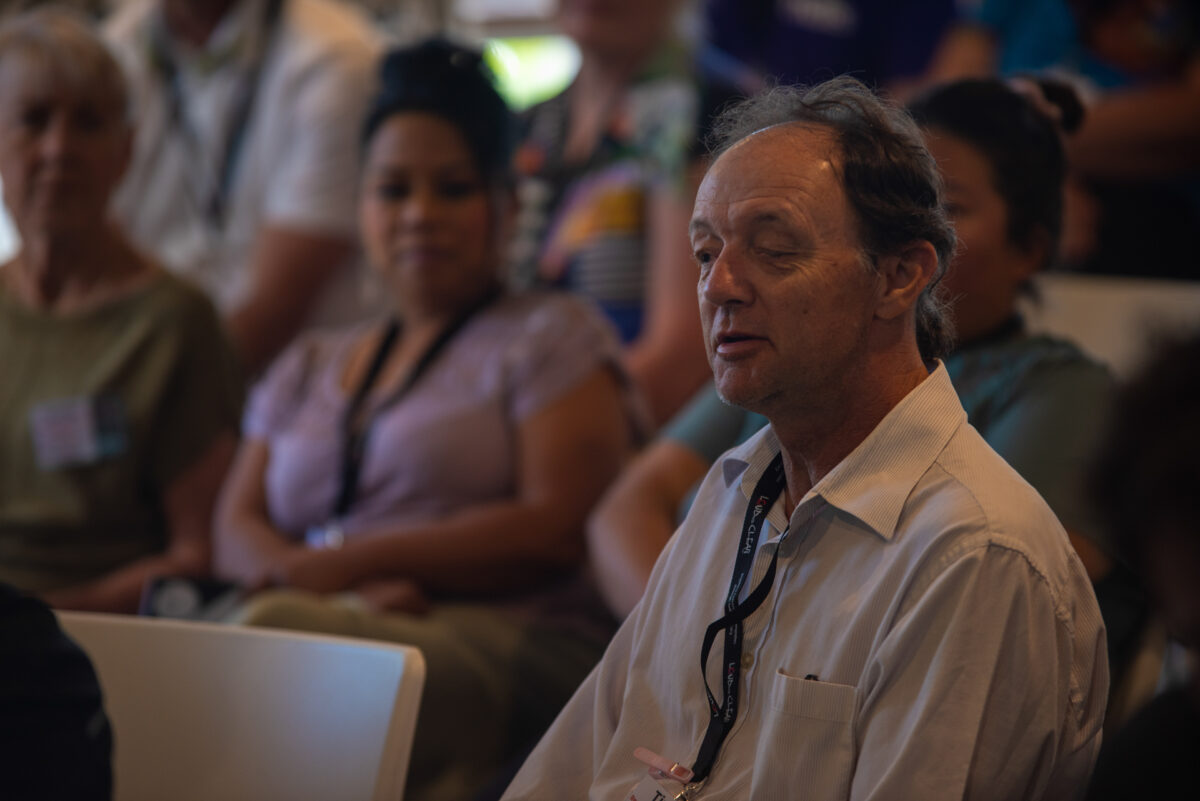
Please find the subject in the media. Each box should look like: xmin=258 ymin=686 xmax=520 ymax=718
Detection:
xmin=691 ymin=452 xmax=788 ymax=784
xmin=331 ymin=289 xmax=501 ymax=520
xmin=150 ymin=0 xmax=284 ymax=227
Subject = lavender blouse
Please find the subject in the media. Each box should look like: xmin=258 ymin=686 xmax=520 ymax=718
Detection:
xmin=245 ymin=291 xmax=631 ymax=540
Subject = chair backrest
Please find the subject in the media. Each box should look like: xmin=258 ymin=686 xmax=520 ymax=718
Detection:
xmin=1023 ymin=273 xmax=1200 ymax=378
xmin=57 ymin=612 xmax=424 ymax=801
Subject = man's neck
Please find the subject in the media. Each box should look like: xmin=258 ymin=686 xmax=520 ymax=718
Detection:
xmin=164 ymin=0 xmax=239 ymax=47
xmin=771 ymin=357 xmax=931 ymax=515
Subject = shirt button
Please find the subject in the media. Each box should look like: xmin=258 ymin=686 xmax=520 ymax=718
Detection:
xmin=741 ymin=653 xmax=754 ymax=669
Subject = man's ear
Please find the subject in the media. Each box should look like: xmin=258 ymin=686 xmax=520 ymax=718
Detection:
xmin=874 ymin=240 xmax=938 ymax=321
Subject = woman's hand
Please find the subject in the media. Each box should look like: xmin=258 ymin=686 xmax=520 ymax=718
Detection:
xmin=216 ymin=439 xmax=312 ymax=589
xmin=353 ymin=578 xmax=431 ymax=615
xmin=272 ymin=546 xmax=359 ymax=594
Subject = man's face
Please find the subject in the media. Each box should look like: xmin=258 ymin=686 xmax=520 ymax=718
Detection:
xmin=690 ymin=124 xmax=880 ymax=416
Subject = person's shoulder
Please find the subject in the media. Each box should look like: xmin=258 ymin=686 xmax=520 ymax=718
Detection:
xmin=885 ymin=371 xmax=1070 ymax=562
xmin=140 ymin=270 xmax=222 ymax=326
xmin=103 ymin=0 xmax=154 ymax=45
xmin=277 ymin=320 xmax=368 ymax=372
xmin=252 ymin=320 xmax=367 ymax=399
xmin=1008 ymin=329 xmax=1106 ymax=367
xmin=951 ymin=329 xmax=1114 ymax=418
xmin=280 ymin=0 xmax=382 ymax=55
xmin=1016 ymin=333 xmax=1113 ymax=387
xmin=978 ymin=330 xmax=1111 ymax=384
xmin=132 ymin=272 xmax=243 ymax=373
xmin=935 ymin=421 xmax=1062 ymax=525
xmin=918 ymin=423 xmax=1083 ymax=584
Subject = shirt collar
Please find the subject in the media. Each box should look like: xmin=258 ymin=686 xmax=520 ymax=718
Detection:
xmin=721 ymin=362 xmax=967 ymax=540
xmin=150 ymin=0 xmax=271 ymax=74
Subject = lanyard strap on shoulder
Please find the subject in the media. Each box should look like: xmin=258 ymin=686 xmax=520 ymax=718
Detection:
xmin=332 ymin=288 xmax=502 ymax=520
xmin=691 ymin=451 xmax=787 ymax=783
xmin=151 ymin=0 xmax=286 ymax=227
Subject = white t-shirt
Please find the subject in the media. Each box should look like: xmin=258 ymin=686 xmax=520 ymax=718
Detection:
xmin=105 ymin=0 xmax=384 ymax=326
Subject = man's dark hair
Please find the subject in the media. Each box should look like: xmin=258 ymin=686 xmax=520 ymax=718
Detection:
xmin=708 ymin=77 xmax=956 ymax=362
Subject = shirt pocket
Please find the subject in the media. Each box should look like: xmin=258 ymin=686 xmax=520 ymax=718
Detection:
xmin=749 ymin=669 xmax=857 ymax=801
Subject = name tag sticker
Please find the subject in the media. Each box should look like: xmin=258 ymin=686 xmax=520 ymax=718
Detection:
xmin=29 ymin=395 xmax=127 ymax=470
xmin=627 ymin=773 xmax=673 ymax=801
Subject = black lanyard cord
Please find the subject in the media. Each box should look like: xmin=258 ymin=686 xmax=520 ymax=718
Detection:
xmin=150 ymin=0 xmax=285 ymax=227
xmin=691 ymin=452 xmax=787 ymax=784
xmin=332 ymin=288 xmax=501 ymax=520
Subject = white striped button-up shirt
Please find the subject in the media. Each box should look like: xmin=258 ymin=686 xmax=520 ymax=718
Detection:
xmin=504 ymin=364 xmax=1107 ymax=801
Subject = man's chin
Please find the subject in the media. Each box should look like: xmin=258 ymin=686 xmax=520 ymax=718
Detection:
xmin=714 ymin=377 xmax=772 ymax=414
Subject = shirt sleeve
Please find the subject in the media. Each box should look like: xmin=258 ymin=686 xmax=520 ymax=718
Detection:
xmin=850 ymin=538 xmax=1108 ymax=801
xmin=982 ymin=358 xmax=1113 ymax=544
xmin=503 ymin=517 xmax=699 ymax=800
xmin=501 ymin=599 xmax=637 ymax=801
xmin=504 ymin=295 xmax=630 ymax=423
xmin=149 ymin=286 xmax=244 ymax=488
xmin=241 ymin=335 xmax=321 ymax=441
xmin=261 ymin=27 xmax=379 ymax=235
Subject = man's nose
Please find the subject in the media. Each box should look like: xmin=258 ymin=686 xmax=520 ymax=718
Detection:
xmin=700 ymin=250 xmax=752 ymax=307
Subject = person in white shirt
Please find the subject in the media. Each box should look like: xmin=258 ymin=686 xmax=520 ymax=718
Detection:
xmin=105 ymin=0 xmax=382 ymax=374
xmin=502 ymin=76 xmax=1108 ymax=801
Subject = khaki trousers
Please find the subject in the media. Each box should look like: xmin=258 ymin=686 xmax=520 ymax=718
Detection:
xmin=232 ymin=590 xmax=603 ymax=801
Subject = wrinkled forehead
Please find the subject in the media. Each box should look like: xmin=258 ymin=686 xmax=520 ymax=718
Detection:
xmin=696 ymin=123 xmax=847 ymax=213
xmin=712 ymin=121 xmax=841 ymax=178
xmin=0 ymin=41 xmax=129 ymax=122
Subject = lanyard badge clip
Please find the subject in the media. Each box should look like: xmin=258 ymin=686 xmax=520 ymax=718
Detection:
xmin=631 ymin=747 xmax=702 ymax=801
xmin=673 ymin=779 xmax=706 ymax=801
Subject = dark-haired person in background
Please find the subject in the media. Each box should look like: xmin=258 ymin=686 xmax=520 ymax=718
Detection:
xmin=214 ymin=40 xmax=640 ymax=801
xmin=503 ymin=76 xmax=1105 ymax=801
xmin=909 ymin=77 xmax=1149 ymax=718
xmin=1084 ymin=330 xmax=1200 ymax=801
xmin=926 ymin=0 xmax=1200 ymax=279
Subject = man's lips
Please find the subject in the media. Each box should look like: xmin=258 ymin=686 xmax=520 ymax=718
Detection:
xmin=713 ymin=330 xmax=768 ymax=358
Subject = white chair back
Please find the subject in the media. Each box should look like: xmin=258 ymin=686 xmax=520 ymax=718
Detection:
xmin=1023 ymin=273 xmax=1200 ymax=378
xmin=57 ymin=611 xmax=424 ymax=801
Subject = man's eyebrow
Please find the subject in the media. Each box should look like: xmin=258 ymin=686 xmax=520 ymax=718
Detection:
xmin=689 ymin=209 xmax=801 ymax=238
xmin=746 ymin=211 xmax=792 ymax=228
